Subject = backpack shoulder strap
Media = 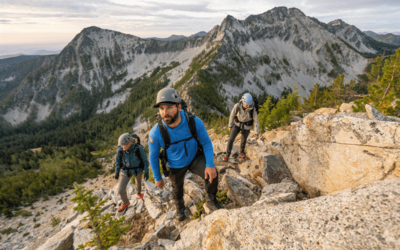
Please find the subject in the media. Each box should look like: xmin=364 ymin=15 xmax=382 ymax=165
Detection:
xmin=184 ymin=111 xmax=198 ymax=141
xmin=118 ymin=149 xmax=125 ymax=168
xmin=158 ymin=118 xmax=171 ymax=150
xmin=135 ymin=144 xmax=144 ymax=169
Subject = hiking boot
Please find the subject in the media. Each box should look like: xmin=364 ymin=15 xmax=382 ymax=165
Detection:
xmin=222 ymin=155 xmax=229 ymax=162
xmin=117 ymin=202 xmax=130 ymax=212
xmin=174 ymin=199 xmax=186 ymax=221
xmin=204 ymin=194 xmax=222 ymax=213
xmin=240 ymin=152 xmax=246 ymax=159
xmin=137 ymin=193 xmax=143 ymax=199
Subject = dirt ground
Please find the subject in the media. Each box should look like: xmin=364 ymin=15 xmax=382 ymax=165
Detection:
xmin=118 ymin=209 xmax=156 ymax=246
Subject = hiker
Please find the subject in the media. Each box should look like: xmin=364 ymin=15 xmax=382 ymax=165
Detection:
xmin=148 ymin=88 xmax=221 ymax=221
xmin=223 ymin=93 xmax=259 ymax=161
xmin=115 ymin=133 xmax=149 ymax=212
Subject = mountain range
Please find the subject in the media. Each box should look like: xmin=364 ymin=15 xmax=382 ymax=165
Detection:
xmin=363 ymin=31 xmax=400 ymax=46
xmin=0 ymin=6 xmax=399 ymax=126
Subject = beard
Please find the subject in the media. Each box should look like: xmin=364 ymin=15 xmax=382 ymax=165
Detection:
xmin=163 ymin=110 xmax=179 ymax=125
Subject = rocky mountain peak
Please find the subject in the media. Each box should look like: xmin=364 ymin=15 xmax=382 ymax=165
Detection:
xmin=328 ymin=19 xmax=346 ymax=26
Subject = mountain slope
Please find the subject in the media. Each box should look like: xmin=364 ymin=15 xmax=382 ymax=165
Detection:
xmin=189 ymin=7 xmax=368 ymax=107
xmin=0 ymin=55 xmax=55 ymax=102
xmin=372 ymin=33 xmax=400 ymax=46
xmin=0 ymin=26 xmax=220 ymax=125
xmin=0 ymin=7 xmax=372 ymax=126
xmin=311 ymin=19 xmax=399 ymax=56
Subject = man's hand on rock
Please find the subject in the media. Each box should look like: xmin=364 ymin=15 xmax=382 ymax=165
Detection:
xmin=156 ymin=179 xmax=164 ymax=189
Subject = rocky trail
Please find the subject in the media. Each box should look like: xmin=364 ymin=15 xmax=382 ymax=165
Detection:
xmin=0 ymin=103 xmax=399 ymax=250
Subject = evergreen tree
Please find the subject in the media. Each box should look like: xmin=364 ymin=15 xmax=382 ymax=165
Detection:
xmin=354 ymin=48 xmax=400 ymax=116
xmin=71 ymin=183 xmax=131 ymax=250
xmin=258 ymin=86 xmax=300 ymax=131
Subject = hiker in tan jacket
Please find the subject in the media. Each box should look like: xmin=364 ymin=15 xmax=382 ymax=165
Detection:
xmin=223 ymin=93 xmax=259 ymax=161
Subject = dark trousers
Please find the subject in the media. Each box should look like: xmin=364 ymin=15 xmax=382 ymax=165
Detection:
xmin=226 ymin=124 xmax=250 ymax=156
xmin=168 ymin=151 xmax=218 ymax=203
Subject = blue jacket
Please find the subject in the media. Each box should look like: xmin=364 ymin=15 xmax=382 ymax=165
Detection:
xmin=149 ymin=110 xmax=215 ymax=182
xmin=115 ymin=143 xmax=149 ymax=176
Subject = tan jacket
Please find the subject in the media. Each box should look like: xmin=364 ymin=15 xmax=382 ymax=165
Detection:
xmin=228 ymin=101 xmax=259 ymax=134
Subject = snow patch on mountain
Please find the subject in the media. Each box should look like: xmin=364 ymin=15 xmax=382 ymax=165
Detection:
xmin=2 ymin=76 xmax=15 ymax=82
xmin=35 ymin=103 xmax=52 ymax=122
xmin=3 ymin=106 xmax=30 ymax=125
xmin=96 ymin=88 xmax=131 ymax=114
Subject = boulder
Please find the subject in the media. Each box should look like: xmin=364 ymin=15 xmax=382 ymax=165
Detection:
xmin=37 ymin=225 xmax=74 ymax=250
xmin=261 ymin=141 xmax=282 ymax=156
xmin=183 ymin=194 xmax=196 ymax=209
xmin=141 ymin=232 xmax=158 ymax=243
xmin=135 ymin=199 xmax=145 ymax=214
xmin=184 ymin=179 xmax=205 ymax=203
xmin=158 ymin=239 xmax=176 ymax=247
xmin=262 ymin=130 xmax=289 ymax=143
xmin=261 ymin=179 xmax=300 ymax=197
xmin=339 ymin=103 xmax=356 ymax=113
xmin=155 ymin=224 xmax=176 ymax=239
xmin=215 ymin=164 xmax=235 ymax=174
xmin=66 ymin=211 xmax=79 ymax=223
xmin=73 ymin=228 xmax=94 ymax=249
xmin=170 ymin=228 xmax=181 ymax=241
xmin=388 ymin=116 xmax=400 ymax=122
xmin=290 ymin=116 xmax=301 ymax=122
xmin=224 ymin=169 xmax=257 ymax=191
xmin=173 ymin=178 xmax=400 ymax=250
xmin=313 ymin=107 xmax=337 ymax=116
xmin=144 ymin=197 xmax=163 ymax=219
xmin=222 ymin=175 xmax=258 ymax=207
xmin=252 ymin=192 xmax=296 ymax=206
xmin=100 ymin=201 xmax=114 ymax=213
xmin=280 ymin=113 xmax=400 ymax=197
xmin=365 ymin=104 xmax=397 ymax=122
xmin=261 ymin=154 xmax=292 ymax=184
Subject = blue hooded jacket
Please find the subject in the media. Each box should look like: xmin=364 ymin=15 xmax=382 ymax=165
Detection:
xmin=115 ymin=143 xmax=149 ymax=176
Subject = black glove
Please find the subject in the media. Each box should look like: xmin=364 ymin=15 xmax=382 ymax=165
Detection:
xmin=144 ymin=172 xmax=149 ymax=181
xmin=114 ymin=173 xmax=119 ymax=180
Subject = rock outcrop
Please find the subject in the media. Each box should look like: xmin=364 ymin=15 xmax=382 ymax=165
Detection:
xmin=281 ymin=113 xmax=400 ymax=197
xmin=172 ymin=178 xmax=400 ymax=250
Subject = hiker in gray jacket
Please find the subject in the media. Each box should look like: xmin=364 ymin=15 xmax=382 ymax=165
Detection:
xmin=223 ymin=93 xmax=259 ymax=161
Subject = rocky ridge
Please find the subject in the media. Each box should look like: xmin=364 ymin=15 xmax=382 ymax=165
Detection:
xmin=1 ymin=103 xmax=398 ymax=250
xmin=1 ymin=7 xmax=373 ymax=125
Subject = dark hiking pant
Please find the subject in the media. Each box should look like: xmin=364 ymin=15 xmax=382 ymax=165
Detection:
xmin=168 ymin=151 xmax=218 ymax=204
xmin=119 ymin=172 xmax=143 ymax=204
xmin=226 ymin=124 xmax=250 ymax=157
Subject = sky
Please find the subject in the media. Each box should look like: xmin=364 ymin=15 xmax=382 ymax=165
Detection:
xmin=0 ymin=0 xmax=399 ymax=56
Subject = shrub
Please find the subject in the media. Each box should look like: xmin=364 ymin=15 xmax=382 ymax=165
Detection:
xmin=51 ymin=215 xmax=61 ymax=227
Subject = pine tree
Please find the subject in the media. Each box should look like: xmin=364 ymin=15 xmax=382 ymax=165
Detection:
xmin=354 ymin=48 xmax=400 ymax=115
xmin=258 ymin=97 xmax=273 ymax=134
xmin=71 ymin=183 xmax=131 ymax=250
xmin=258 ymin=86 xmax=300 ymax=131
